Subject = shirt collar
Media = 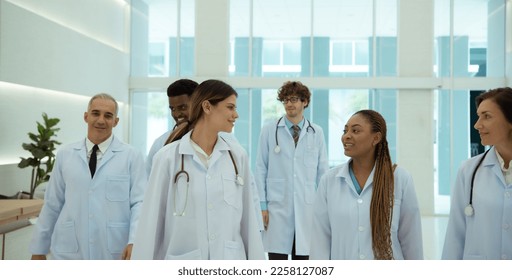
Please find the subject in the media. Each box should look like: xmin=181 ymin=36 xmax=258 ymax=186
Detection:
xmin=284 ymin=116 xmax=305 ymax=131
xmin=86 ymin=134 xmax=113 ymax=155
xmin=495 ymin=148 xmax=512 ymax=172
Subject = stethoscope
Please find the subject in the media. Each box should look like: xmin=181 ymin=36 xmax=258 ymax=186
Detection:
xmin=274 ymin=116 xmax=316 ymax=154
xmin=465 ymin=148 xmax=491 ymax=217
xmin=173 ymin=138 xmax=244 ymax=216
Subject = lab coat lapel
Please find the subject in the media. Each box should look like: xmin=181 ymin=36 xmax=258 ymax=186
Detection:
xmin=209 ymin=136 xmax=230 ymax=168
xmin=484 ymin=147 xmax=507 ymax=187
xmin=97 ymin=135 xmax=122 ymax=172
xmin=74 ymin=140 xmax=89 ymax=167
xmin=179 ymin=131 xmax=207 ymax=170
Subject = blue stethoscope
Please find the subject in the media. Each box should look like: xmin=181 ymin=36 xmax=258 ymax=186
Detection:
xmin=173 ymin=138 xmax=244 ymax=216
xmin=274 ymin=116 xmax=316 ymax=154
xmin=465 ymin=148 xmax=491 ymax=217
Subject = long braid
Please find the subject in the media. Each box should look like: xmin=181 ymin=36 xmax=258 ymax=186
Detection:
xmin=357 ymin=110 xmax=395 ymax=260
xmin=370 ymin=139 xmax=394 ymax=259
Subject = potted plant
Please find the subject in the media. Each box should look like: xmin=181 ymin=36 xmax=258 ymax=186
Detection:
xmin=18 ymin=113 xmax=61 ymax=199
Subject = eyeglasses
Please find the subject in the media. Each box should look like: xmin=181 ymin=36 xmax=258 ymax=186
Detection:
xmin=280 ymin=96 xmax=301 ymax=104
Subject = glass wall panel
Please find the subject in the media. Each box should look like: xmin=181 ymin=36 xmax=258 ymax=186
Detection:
xmin=130 ymin=90 xmax=175 ymax=157
xmin=434 ymin=0 xmax=451 ymax=77
xmin=253 ymin=0 xmax=310 ymax=77
xmin=132 ymin=0 xmax=195 ymax=77
xmin=328 ymin=90 xmax=369 ymax=167
xmin=229 ymin=0 xmax=251 ymax=77
xmin=313 ymin=0 xmax=372 ymax=77
xmin=435 ymin=0 xmax=505 ymax=78
xmin=374 ymin=0 xmax=397 ymax=77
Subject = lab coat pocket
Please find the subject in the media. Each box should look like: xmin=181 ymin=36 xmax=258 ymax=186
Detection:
xmin=165 ymin=249 xmax=202 ymax=260
xmin=223 ymin=174 xmax=242 ymax=209
xmin=52 ymin=221 xmax=79 ymax=253
xmin=266 ymin=178 xmax=285 ymax=202
xmin=106 ymin=175 xmax=130 ymax=201
xmin=224 ymin=240 xmax=247 ymax=260
xmin=304 ymin=148 xmax=319 ymax=168
xmin=391 ymin=198 xmax=402 ymax=232
xmin=107 ymin=222 xmax=129 ymax=254
xmin=304 ymin=181 xmax=316 ymax=204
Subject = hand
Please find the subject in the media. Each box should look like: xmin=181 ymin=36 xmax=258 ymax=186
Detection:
xmin=31 ymin=254 xmax=47 ymax=260
xmin=121 ymin=244 xmax=133 ymax=260
xmin=261 ymin=210 xmax=269 ymax=231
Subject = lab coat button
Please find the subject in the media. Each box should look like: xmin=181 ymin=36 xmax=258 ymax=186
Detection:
xmin=208 ymin=203 xmax=214 ymax=210
xmin=359 ymin=254 xmax=365 ymax=259
xmin=357 ymin=199 xmax=363 ymax=204
xmin=505 ymin=192 xmax=510 ymax=198
xmin=358 ymin=226 xmax=364 ymax=232
xmin=209 ymin=233 xmax=216 ymax=240
xmin=503 ymin=224 xmax=510 ymax=230
xmin=207 ymin=175 xmax=211 ymax=180
xmin=502 ymin=254 xmax=507 ymax=260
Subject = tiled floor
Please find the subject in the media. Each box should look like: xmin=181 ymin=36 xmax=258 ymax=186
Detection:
xmin=1 ymin=216 xmax=449 ymax=260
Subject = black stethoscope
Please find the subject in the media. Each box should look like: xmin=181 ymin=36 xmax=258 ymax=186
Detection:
xmin=173 ymin=138 xmax=244 ymax=216
xmin=465 ymin=148 xmax=491 ymax=217
xmin=274 ymin=116 xmax=316 ymax=154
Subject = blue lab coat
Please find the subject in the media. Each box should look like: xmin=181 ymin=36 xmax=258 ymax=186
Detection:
xmin=254 ymin=117 xmax=328 ymax=255
xmin=309 ymin=162 xmax=423 ymax=260
xmin=131 ymin=131 xmax=265 ymax=260
xmin=442 ymin=147 xmax=512 ymax=259
xmin=29 ymin=136 xmax=147 ymax=259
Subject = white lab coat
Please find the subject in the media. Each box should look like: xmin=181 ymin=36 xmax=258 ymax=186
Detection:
xmin=309 ymin=161 xmax=423 ymax=260
xmin=29 ymin=136 xmax=147 ymax=260
xmin=442 ymin=146 xmax=512 ymax=259
xmin=131 ymin=131 xmax=265 ymax=260
xmin=146 ymin=131 xmax=264 ymax=232
xmin=146 ymin=130 xmax=171 ymax=175
xmin=254 ymin=117 xmax=328 ymax=255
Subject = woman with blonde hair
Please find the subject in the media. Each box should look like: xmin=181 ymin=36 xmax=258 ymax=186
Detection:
xmin=310 ymin=109 xmax=423 ymax=260
xmin=132 ymin=79 xmax=264 ymax=260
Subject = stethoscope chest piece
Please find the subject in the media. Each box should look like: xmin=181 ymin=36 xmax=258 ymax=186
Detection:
xmin=236 ymin=175 xmax=244 ymax=186
xmin=465 ymin=204 xmax=474 ymax=217
xmin=274 ymin=146 xmax=281 ymax=154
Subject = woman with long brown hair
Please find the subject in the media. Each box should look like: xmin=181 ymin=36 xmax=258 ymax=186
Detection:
xmin=443 ymin=87 xmax=512 ymax=259
xmin=310 ymin=109 xmax=423 ymax=260
xmin=131 ymin=79 xmax=264 ymax=260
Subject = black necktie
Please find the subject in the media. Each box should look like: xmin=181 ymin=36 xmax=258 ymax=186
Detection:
xmin=292 ymin=125 xmax=300 ymax=147
xmin=89 ymin=145 xmax=99 ymax=178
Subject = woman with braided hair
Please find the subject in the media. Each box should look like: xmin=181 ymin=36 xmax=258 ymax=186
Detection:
xmin=309 ymin=110 xmax=423 ymax=260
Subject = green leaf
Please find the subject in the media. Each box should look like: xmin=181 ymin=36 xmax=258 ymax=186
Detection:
xmin=18 ymin=158 xmax=31 ymax=168
xmin=19 ymin=112 xmax=61 ymax=192
xmin=47 ymin=118 xmax=60 ymax=127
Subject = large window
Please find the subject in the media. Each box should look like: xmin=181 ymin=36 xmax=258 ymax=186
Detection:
xmin=433 ymin=0 xmax=506 ymax=214
xmin=131 ymin=0 xmax=195 ymax=77
xmin=130 ymin=0 xmax=507 ymax=217
xmin=229 ymin=0 xmax=397 ymax=78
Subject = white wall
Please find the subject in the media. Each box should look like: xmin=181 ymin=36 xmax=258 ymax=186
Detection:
xmin=0 ymin=0 xmax=131 ymax=195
